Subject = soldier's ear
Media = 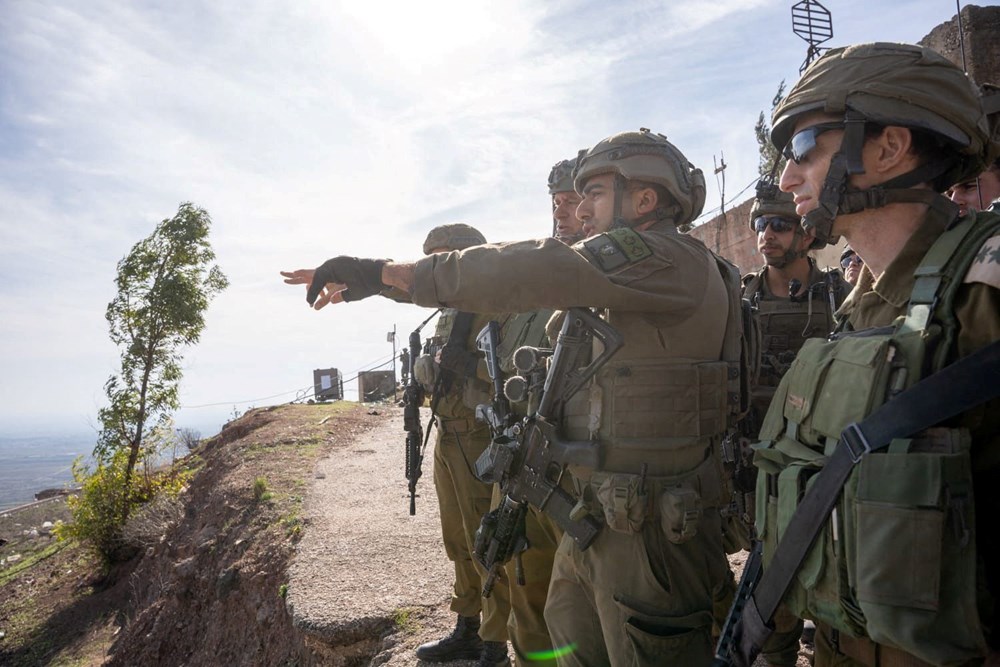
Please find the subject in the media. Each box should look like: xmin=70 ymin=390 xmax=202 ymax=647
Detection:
xmin=799 ymin=229 xmax=817 ymax=251
xmin=633 ymin=186 xmax=659 ymax=215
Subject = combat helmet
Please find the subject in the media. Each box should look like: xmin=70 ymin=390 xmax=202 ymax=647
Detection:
xmin=573 ymin=128 xmax=706 ymax=228
xmin=771 ymin=42 xmax=994 ymax=247
xmin=422 ymin=223 xmax=486 ymax=255
xmin=548 ymin=156 xmax=578 ymax=195
xmin=748 ymin=188 xmax=798 ymax=231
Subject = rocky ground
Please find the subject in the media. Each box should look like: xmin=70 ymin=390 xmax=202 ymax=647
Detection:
xmin=0 ymin=402 xmax=812 ymax=666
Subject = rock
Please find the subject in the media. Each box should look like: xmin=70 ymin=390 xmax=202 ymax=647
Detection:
xmin=174 ymin=557 xmax=197 ymax=579
xmin=216 ymin=567 xmax=240 ymax=599
xmin=8 ymin=554 xmax=22 ymax=564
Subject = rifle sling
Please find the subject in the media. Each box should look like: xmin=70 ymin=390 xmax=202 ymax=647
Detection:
xmin=746 ymin=338 xmax=1000 ymax=638
xmin=440 ymin=311 xmax=476 ymax=394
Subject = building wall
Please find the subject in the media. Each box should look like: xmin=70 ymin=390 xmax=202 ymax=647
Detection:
xmin=687 ymin=199 xmax=845 ymax=277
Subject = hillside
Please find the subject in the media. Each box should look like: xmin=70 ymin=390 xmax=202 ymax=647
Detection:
xmin=1 ymin=402 xmax=811 ymax=666
xmin=0 ymin=402 xmax=460 ymax=666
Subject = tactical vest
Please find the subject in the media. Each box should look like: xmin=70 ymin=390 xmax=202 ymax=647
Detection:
xmin=753 ymin=212 xmax=1000 ymax=665
xmin=562 ymin=230 xmax=749 ymax=543
xmin=498 ymin=309 xmax=553 ymax=376
xmin=743 ymin=263 xmax=848 ymax=418
xmin=427 ymin=309 xmax=493 ymax=420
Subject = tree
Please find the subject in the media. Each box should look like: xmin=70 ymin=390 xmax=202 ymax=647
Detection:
xmin=754 ymin=80 xmax=787 ymax=177
xmin=96 ymin=202 xmax=228 ymax=529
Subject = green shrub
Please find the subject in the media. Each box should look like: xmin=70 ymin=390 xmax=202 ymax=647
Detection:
xmin=56 ymin=449 xmax=188 ymax=564
xmin=252 ymin=476 xmax=271 ymax=503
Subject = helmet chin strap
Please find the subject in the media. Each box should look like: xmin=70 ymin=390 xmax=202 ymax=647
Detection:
xmin=803 ymin=111 xmax=960 ymax=246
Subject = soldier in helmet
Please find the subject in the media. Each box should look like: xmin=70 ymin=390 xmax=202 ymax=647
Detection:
xmin=839 ymin=245 xmax=863 ymax=287
xmin=947 ymin=84 xmax=1000 ymax=217
xmin=548 ymin=156 xmax=585 ymax=244
xmin=479 ymin=158 xmax=584 ymax=665
xmin=284 ymin=128 xmax=744 ymax=665
xmin=743 ymin=188 xmax=848 ymax=430
xmin=409 ymin=223 xmax=513 ymax=667
xmin=740 ymin=191 xmax=847 ymax=666
xmin=731 ymin=43 xmax=1000 ymax=666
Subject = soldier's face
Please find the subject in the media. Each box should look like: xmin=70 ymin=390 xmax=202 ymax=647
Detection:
xmin=779 ymin=112 xmax=845 ymax=218
xmin=577 ymin=173 xmax=620 ymax=237
xmin=757 ymin=218 xmax=808 ymax=267
xmin=552 ymin=190 xmax=584 ymax=243
xmin=947 ymin=167 xmax=1000 ymax=216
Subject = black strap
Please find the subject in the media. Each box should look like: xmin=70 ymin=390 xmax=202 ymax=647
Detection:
xmin=742 ymin=338 xmax=1000 ymax=650
xmin=439 ymin=311 xmax=476 ymax=393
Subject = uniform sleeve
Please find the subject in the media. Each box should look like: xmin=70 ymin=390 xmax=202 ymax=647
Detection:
xmin=411 ymin=234 xmax=705 ymax=321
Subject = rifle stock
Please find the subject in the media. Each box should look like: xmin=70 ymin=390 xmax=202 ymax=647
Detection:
xmin=712 ymin=541 xmax=764 ymax=667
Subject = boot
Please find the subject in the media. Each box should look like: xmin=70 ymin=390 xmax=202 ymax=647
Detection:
xmin=415 ymin=614 xmax=483 ymax=662
xmin=477 ymin=640 xmax=511 ymax=667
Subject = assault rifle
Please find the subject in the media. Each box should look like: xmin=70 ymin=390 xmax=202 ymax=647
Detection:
xmin=472 ymin=309 xmax=624 ymax=596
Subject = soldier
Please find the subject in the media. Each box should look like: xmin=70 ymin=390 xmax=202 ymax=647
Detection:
xmin=549 ymin=156 xmax=585 ymax=244
xmin=409 ymin=223 xmax=512 ymax=667
xmin=743 ymin=188 xmax=848 ymax=432
xmin=735 ymin=43 xmax=1000 ymax=666
xmin=482 ymin=156 xmax=583 ymax=666
xmin=947 ymin=84 xmax=1000 ymax=217
xmin=285 ymin=128 xmax=744 ymax=665
xmin=839 ymin=245 xmax=863 ymax=287
xmin=948 ymin=159 xmax=1000 ymax=216
xmin=740 ymin=190 xmax=848 ymax=666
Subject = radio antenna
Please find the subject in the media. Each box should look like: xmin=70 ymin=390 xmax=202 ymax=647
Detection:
xmin=791 ymin=0 xmax=834 ymax=74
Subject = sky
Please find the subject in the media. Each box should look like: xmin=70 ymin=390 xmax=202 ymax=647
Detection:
xmin=0 ymin=0 xmax=972 ymax=440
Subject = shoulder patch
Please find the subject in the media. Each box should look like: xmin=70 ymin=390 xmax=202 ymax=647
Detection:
xmin=964 ymin=234 xmax=1000 ymax=289
xmin=581 ymin=228 xmax=652 ymax=273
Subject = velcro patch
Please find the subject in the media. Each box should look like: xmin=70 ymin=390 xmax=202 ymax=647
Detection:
xmin=964 ymin=234 xmax=1000 ymax=289
xmin=582 ymin=228 xmax=653 ymax=273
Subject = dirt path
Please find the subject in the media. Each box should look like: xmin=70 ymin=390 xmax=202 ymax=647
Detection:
xmin=288 ymin=407 xmax=479 ymax=665
xmin=287 ymin=405 xmax=810 ymax=666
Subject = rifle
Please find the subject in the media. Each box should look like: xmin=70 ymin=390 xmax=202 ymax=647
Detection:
xmin=472 ymin=308 xmax=624 ymax=596
xmin=402 ymin=309 xmax=440 ymax=515
xmin=712 ymin=541 xmax=763 ymax=667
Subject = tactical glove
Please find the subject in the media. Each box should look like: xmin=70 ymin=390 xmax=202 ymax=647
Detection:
xmin=306 ymin=257 xmax=388 ymax=305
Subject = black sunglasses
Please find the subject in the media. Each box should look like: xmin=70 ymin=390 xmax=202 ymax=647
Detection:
xmin=752 ymin=215 xmax=798 ymax=234
xmin=840 ymin=254 xmax=863 ymax=269
xmin=782 ymin=122 xmax=845 ymax=164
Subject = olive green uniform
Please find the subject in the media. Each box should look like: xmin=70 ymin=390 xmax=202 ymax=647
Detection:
xmin=429 ymin=309 xmax=512 ymax=641
xmin=488 ymin=309 xmax=562 ymax=665
xmin=743 ymin=260 xmax=848 ymax=422
xmin=412 ymin=225 xmax=736 ymax=666
xmin=755 ymin=209 xmax=1000 ymax=666
xmin=741 ymin=261 xmax=848 ymax=666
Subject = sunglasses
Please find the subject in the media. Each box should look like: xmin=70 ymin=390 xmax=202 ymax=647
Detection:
xmin=753 ymin=216 xmax=798 ymax=234
xmin=782 ymin=122 xmax=845 ymax=164
xmin=840 ymin=254 xmax=864 ymax=269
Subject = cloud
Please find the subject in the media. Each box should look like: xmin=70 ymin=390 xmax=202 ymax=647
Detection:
xmin=0 ymin=0 xmax=963 ymax=435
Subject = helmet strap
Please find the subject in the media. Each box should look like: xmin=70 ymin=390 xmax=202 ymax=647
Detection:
xmin=801 ymin=111 xmax=868 ymax=247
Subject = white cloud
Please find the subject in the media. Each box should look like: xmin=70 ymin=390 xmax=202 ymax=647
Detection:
xmin=0 ymin=0 xmax=965 ymax=436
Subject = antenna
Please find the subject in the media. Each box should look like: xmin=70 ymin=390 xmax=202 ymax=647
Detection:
xmin=713 ymin=153 xmax=727 ymax=253
xmin=791 ymin=0 xmax=834 ymax=74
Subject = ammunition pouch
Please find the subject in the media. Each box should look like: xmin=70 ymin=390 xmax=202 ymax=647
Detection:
xmin=580 ymin=454 xmax=722 ymax=540
xmin=754 ymin=332 xmax=986 ymax=664
xmin=413 ymin=354 xmax=438 ymax=393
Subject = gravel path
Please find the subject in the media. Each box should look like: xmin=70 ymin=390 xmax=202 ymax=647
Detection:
xmin=287 ymin=406 xmax=482 ymax=665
